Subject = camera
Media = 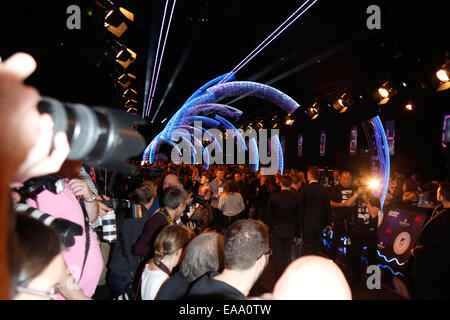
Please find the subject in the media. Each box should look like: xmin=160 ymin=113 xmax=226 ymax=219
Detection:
xmin=16 ymin=175 xmax=65 ymax=200
xmin=37 ymin=96 xmax=146 ymax=174
xmin=98 ymin=199 xmax=147 ymax=242
xmin=13 ymin=203 xmax=82 ymax=248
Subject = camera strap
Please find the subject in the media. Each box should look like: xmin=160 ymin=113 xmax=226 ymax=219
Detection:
xmin=78 ymin=200 xmax=91 ymax=283
xmin=154 ymin=260 xmax=172 ymax=276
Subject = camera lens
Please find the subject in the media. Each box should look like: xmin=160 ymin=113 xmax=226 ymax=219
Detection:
xmin=37 ymin=97 xmax=146 ymax=174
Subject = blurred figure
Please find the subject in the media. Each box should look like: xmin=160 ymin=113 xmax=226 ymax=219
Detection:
xmin=299 ymin=166 xmax=332 ymax=255
xmin=140 ymin=225 xmax=191 ymax=300
xmin=410 ymin=182 xmax=450 ymax=299
xmin=156 ymin=232 xmax=224 ymax=300
xmin=218 ymin=181 xmax=245 ymax=230
xmin=187 ymin=219 xmax=270 ymax=300
xmin=12 ymin=214 xmax=65 ymax=300
xmin=402 ymin=179 xmax=419 ymax=206
xmin=272 ymin=256 xmax=351 ymax=300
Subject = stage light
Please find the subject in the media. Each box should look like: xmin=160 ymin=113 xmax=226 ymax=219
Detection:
xmin=332 ymin=93 xmax=353 ymax=113
xmin=257 ymin=121 xmax=264 ymax=130
xmin=437 ymin=64 xmax=450 ymax=91
xmin=285 ymin=114 xmax=294 ymax=125
xmin=113 ymin=44 xmax=137 ymax=69
xmin=405 ymin=102 xmax=414 ymax=111
xmin=117 ymin=73 xmax=136 ymax=88
xmin=437 ymin=69 xmax=449 ymax=83
xmin=104 ymin=6 xmax=134 ymax=38
xmin=367 ymin=178 xmax=380 ymax=191
xmin=377 ymin=81 xmax=396 ymax=105
xmin=122 ymin=88 xmax=137 ymax=100
xmin=306 ymin=102 xmax=319 ymax=120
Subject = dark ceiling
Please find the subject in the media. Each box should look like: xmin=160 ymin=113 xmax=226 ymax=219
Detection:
xmin=1 ymin=0 xmax=449 ymax=144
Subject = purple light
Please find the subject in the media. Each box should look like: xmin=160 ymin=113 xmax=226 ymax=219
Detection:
xmin=233 ymin=0 xmax=319 ymax=74
xmin=145 ymin=0 xmax=177 ymax=117
xmin=147 ymin=0 xmax=177 ymax=116
xmin=145 ymin=0 xmax=170 ymax=117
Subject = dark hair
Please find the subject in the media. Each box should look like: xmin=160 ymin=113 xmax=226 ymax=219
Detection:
xmin=13 ymin=213 xmax=63 ymax=289
xmin=439 ymin=182 xmax=450 ymax=201
xmin=280 ymin=175 xmax=292 ymax=188
xmin=134 ymin=182 xmax=157 ymax=204
xmin=154 ymin=224 xmax=191 ymax=262
xmin=180 ymin=232 xmax=224 ymax=282
xmin=404 ymin=179 xmax=419 ymax=193
xmin=265 ymin=175 xmax=278 ymax=194
xmin=291 ymin=174 xmax=300 ymax=185
xmin=224 ymin=180 xmax=240 ymax=194
xmin=223 ymin=219 xmax=269 ymax=271
xmin=307 ymin=165 xmax=320 ymax=180
xmin=161 ymin=186 xmax=188 ymax=209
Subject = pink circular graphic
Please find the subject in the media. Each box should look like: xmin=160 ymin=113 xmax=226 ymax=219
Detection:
xmin=393 ymin=232 xmax=411 ymax=256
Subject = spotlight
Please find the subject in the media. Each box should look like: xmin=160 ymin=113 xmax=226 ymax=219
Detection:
xmin=306 ymin=102 xmax=319 ymax=120
xmin=377 ymin=81 xmax=396 ymax=105
xmin=285 ymin=114 xmax=294 ymax=125
xmin=405 ymin=101 xmax=415 ymax=111
xmin=367 ymin=178 xmax=380 ymax=191
xmin=109 ymin=41 xmax=137 ymax=69
xmin=332 ymin=93 xmax=353 ymax=113
xmin=256 ymin=121 xmax=264 ymax=130
xmin=122 ymin=88 xmax=137 ymax=100
xmin=104 ymin=5 xmax=134 ymax=38
xmin=437 ymin=64 xmax=450 ymax=91
xmin=124 ymin=98 xmax=138 ymax=109
xmin=117 ymin=73 xmax=136 ymax=88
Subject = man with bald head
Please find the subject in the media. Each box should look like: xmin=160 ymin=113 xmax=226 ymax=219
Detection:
xmin=273 ymin=256 xmax=352 ymax=300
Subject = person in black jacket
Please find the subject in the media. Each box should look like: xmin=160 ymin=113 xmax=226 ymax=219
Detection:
xmin=262 ymin=175 xmax=302 ymax=291
xmin=299 ymin=165 xmax=332 ymax=256
xmin=410 ymin=182 xmax=450 ymax=299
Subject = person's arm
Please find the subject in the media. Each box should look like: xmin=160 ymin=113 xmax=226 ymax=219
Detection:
xmin=133 ymin=215 xmax=164 ymax=257
xmin=238 ymin=193 xmax=245 ymax=212
xmin=412 ymin=218 xmax=450 ymax=260
xmin=218 ymin=194 xmax=225 ymax=211
xmin=68 ymin=179 xmax=99 ymax=223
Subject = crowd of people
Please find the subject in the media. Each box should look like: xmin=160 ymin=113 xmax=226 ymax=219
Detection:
xmin=2 ymin=52 xmax=449 ymax=301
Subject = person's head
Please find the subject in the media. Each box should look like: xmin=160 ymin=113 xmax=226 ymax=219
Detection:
xmin=222 ymin=219 xmax=270 ymax=282
xmin=215 ymin=168 xmax=225 ymax=180
xmin=307 ymin=166 xmax=320 ymax=182
xmin=180 ymin=232 xmax=224 ymax=282
xmin=333 ymin=170 xmax=340 ymax=179
xmin=298 ymin=171 xmax=305 ymax=183
xmin=273 ymin=256 xmax=352 ymax=300
xmin=280 ymin=175 xmax=292 ymax=189
xmin=198 ymin=184 xmax=212 ymax=201
xmin=403 ymin=179 xmax=418 ymax=193
xmin=153 ymin=224 xmax=191 ymax=268
xmin=291 ymin=174 xmax=301 ymax=188
xmin=200 ymin=174 xmax=209 ymax=185
xmin=161 ymin=186 xmax=188 ymax=219
xmin=13 ymin=214 xmax=65 ymax=300
xmin=223 ymin=180 xmax=240 ymax=194
xmin=163 ymin=174 xmax=181 ymax=190
xmin=134 ymin=182 xmax=157 ymax=208
xmin=340 ymin=171 xmax=352 ymax=188
xmin=437 ymin=182 xmax=450 ymax=203
xmin=234 ymin=172 xmax=242 ymax=183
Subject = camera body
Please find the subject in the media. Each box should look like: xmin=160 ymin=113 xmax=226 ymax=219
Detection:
xmin=98 ymin=199 xmax=147 ymax=242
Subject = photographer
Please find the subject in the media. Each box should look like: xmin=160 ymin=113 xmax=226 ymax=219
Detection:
xmin=26 ymin=160 xmax=104 ymax=299
xmin=107 ymin=182 xmax=157 ymax=297
xmin=0 ymin=52 xmax=71 ymax=299
xmin=187 ymin=185 xmax=213 ymax=233
xmin=133 ymin=186 xmax=189 ymax=261
xmin=345 ymin=182 xmax=381 ymax=282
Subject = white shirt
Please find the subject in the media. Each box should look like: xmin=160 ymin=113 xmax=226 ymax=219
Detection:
xmin=140 ymin=264 xmax=169 ymax=300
